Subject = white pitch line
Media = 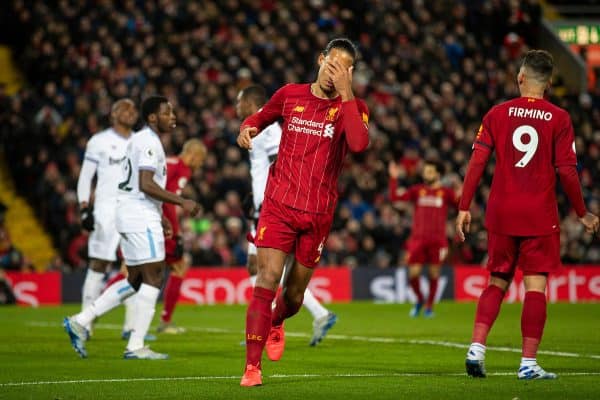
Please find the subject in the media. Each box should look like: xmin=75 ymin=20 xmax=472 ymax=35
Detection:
xmin=28 ymin=321 xmax=600 ymax=360
xmin=3 ymin=372 xmax=600 ymax=387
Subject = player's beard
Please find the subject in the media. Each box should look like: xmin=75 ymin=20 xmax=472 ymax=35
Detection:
xmin=320 ymin=83 xmax=335 ymax=96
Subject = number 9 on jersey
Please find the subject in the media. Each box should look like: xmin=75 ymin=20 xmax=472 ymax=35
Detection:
xmin=512 ymin=125 xmax=539 ymax=168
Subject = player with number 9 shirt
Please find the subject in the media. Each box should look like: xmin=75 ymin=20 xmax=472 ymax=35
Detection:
xmin=457 ymin=50 xmax=600 ymax=380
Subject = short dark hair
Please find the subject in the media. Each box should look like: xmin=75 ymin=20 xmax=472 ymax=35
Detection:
xmin=240 ymin=85 xmax=267 ymax=108
xmin=521 ymin=50 xmax=554 ymax=83
xmin=424 ymin=158 xmax=445 ymax=175
xmin=323 ymin=38 xmax=358 ymax=63
xmin=141 ymin=95 xmax=169 ymax=123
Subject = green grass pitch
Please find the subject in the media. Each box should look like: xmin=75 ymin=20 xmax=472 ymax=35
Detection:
xmin=0 ymin=302 xmax=599 ymax=399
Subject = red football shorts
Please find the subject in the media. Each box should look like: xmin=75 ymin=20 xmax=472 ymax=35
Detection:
xmin=164 ymin=237 xmax=182 ymax=264
xmin=406 ymin=238 xmax=448 ymax=265
xmin=487 ymin=232 xmax=561 ymax=275
xmin=254 ymin=197 xmax=333 ymax=268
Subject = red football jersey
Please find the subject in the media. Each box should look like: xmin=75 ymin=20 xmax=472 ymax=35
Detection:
xmin=390 ymin=180 xmax=457 ymax=241
xmin=242 ymin=83 xmax=369 ymax=214
xmin=162 ymin=156 xmax=191 ymax=235
xmin=468 ymin=96 xmax=577 ymax=236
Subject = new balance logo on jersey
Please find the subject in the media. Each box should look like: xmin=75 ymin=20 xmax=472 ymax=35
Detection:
xmin=293 ymin=105 xmax=305 ymax=113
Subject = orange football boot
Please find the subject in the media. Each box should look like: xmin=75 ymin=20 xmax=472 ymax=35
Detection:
xmin=240 ymin=364 xmax=262 ymax=387
xmin=265 ymin=323 xmax=285 ymax=361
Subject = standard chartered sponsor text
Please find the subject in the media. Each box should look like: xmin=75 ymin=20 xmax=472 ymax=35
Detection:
xmin=288 ymin=116 xmax=325 ymax=137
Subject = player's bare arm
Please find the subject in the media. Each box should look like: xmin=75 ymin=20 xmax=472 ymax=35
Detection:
xmin=237 ymin=126 xmax=258 ymax=150
xmin=139 ymin=170 xmax=200 ymax=216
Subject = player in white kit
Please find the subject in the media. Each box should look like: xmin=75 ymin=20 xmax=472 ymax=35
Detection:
xmin=76 ymin=98 xmax=137 ymax=336
xmin=64 ymin=96 xmax=200 ymax=359
xmin=236 ymin=85 xmax=338 ymax=346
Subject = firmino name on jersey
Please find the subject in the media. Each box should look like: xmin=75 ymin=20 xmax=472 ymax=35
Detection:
xmin=508 ymin=107 xmax=553 ymax=121
xmin=288 ymin=116 xmax=334 ymax=138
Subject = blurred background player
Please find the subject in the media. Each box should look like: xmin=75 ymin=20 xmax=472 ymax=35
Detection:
xmin=63 ymin=96 xmax=201 ymax=359
xmin=76 ymin=98 xmax=137 ymax=336
xmin=236 ymin=38 xmax=369 ymax=386
xmin=158 ymin=138 xmax=207 ymax=334
xmin=236 ymin=84 xmax=338 ymax=347
xmin=388 ymin=159 xmax=458 ymax=318
xmin=457 ymin=50 xmax=600 ymax=380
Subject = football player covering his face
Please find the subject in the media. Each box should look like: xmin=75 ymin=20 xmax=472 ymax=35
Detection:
xmin=237 ymin=38 xmax=369 ymax=387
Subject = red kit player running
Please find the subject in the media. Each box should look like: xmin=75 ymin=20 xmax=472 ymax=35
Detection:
xmin=457 ymin=50 xmax=599 ymax=380
xmin=236 ymin=38 xmax=369 ymax=386
xmin=158 ymin=139 xmax=206 ymax=334
xmin=388 ymin=159 xmax=458 ymax=317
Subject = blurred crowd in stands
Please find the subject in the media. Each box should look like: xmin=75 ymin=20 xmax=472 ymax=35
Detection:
xmin=0 ymin=0 xmax=598 ymax=272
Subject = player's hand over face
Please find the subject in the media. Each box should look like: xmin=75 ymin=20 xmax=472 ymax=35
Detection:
xmin=181 ymin=199 xmax=200 ymax=217
xmin=326 ymin=60 xmax=353 ymax=100
xmin=456 ymin=210 xmax=471 ymax=242
xmin=237 ymin=127 xmax=258 ymax=150
xmin=580 ymin=212 xmax=600 ymax=235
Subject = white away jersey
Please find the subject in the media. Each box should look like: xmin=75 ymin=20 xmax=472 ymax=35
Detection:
xmin=78 ymin=128 xmax=130 ymax=206
xmin=250 ymin=122 xmax=282 ymax=214
xmin=116 ymin=127 xmax=167 ymax=232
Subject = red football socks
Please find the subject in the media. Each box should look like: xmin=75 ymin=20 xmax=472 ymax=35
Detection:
xmin=272 ymin=291 xmax=304 ymax=327
xmin=161 ymin=275 xmax=183 ymax=323
xmin=521 ymin=291 xmax=547 ymax=358
xmin=245 ymin=287 xmax=276 ymax=368
xmin=409 ymin=277 xmax=424 ymax=304
xmin=426 ymin=277 xmax=438 ymax=309
xmin=471 ymin=284 xmax=505 ymax=345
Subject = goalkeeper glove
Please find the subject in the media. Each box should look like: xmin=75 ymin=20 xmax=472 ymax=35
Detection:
xmin=80 ymin=207 xmax=95 ymax=231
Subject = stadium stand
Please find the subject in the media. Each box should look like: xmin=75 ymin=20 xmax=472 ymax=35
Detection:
xmin=0 ymin=0 xmax=598 ymax=271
